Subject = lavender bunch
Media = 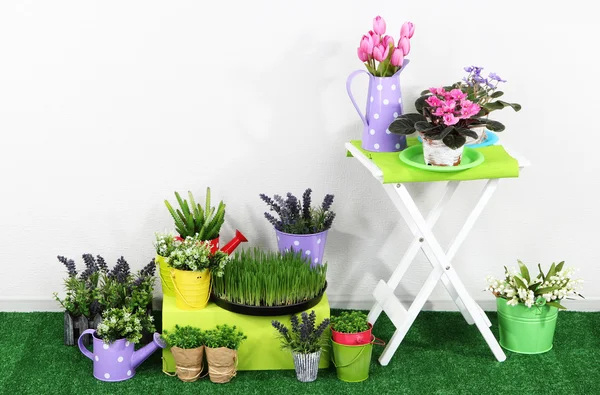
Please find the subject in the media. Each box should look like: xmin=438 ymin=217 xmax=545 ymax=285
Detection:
xmin=108 ymin=256 xmax=131 ymax=284
xmin=54 ymin=255 xmax=101 ymax=317
xmin=260 ymin=189 xmax=336 ymax=235
xmin=271 ymin=310 xmax=330 ymax=354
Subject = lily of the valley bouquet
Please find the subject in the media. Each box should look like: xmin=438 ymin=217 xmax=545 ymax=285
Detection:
xmin=357 ymin=16 xmax=414 ymax=77
xmin=486 ymin=260 xmax=584 ymax=310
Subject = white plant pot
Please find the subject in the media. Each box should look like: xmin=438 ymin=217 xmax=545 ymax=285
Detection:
xmin=421 ymin=133 xmax=464 ymax=166
xmin=292 ymin=351 xmax=321 ymax=382
xmin=465 ymin=126 xmax=487 ymax=145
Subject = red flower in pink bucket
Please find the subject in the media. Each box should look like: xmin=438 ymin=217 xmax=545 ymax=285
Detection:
xmin=356 ymin=16 xmax=415 ymax=77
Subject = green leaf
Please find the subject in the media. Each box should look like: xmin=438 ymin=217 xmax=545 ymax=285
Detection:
xmin=496 ymin=100 xmax=521 ymax=112
xmin=513 ymin=275 xmax=528 ymax=290
xmin=415 ymin=121 xmax=438 ymax=133
xmin=517 ymin=260 xmax=531 ymax=283
xmin=388 ymin=114 xmax=427 ymax=135
xmin=490 ymin=91 xmax=504 ymax=98
xmin=415 ymin=95 xmax=430 ymax=113
xmin=538 ymin=263 xmax=545 ymax=283
xmin=546 ymin=301 xmax=567 ymax=310
xmin=555 ymin=261 xmax=565 ymax=272
xmin=456 ymin=128 xmax=478 ymax=139
xmin=442 ymin=133 xmax=466 ymax=149
xmin=479 ymin=118 xmax=505 ymax=132
xmin=439 ymin=126 xmax=455 ymax=140
xmin=365 ymin=63 xmax=377 ymax=75
xmin=536 ymin=286 xmax=560 ymax=294
xmin=546 ymin=262 xmax=557 ymax=280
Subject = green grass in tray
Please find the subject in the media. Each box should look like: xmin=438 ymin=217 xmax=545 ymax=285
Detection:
xmin=212 ymin=248 xmax=327 ymax=307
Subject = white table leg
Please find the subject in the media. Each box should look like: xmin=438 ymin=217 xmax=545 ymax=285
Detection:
xmin=368 ymin=181 xmax=460 ymax=324
xmin=391 ymin=184 xmax=506 ymax=362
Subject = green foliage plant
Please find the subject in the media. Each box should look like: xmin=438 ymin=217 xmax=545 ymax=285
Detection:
xmin=95 ymin=306 xmax=155 ymax=344
xmin=330 ymin=311 xmax=370 ymax=333
xmin=168 ymin=235 xmax=230 ymax=277
xmin=271 ymin=310 xmax=330 ymax=354
xmin=212 ymin=248 xmax=327 ymax=307
xmin=204 ymin=325 xmax=247 ymax=350
xmin=153 ymin=231 xmax=178 ymax=258
xmin=162 ymin=325 xmax=204 ymax=349
xmin=486 ymin=260 xmax=584 ymax=310
xmin=164 ymin=187 xmax=225 ymax=240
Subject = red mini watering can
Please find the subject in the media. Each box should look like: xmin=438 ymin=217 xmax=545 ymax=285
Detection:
xmin=174 ymin=230 xmax=247 ymax=255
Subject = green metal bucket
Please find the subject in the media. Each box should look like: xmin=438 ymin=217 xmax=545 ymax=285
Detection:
xmin=331 ymin=339 xmax=372 ymax=382
xmin=496 ymin=297 xmax=558 ymax=354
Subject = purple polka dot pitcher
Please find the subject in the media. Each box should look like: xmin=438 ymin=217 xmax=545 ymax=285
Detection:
xmin=276 ymin=229 xmax=328 ymax=268
xmin=78 ymin=329 xmax=166 ymax=382
xmin=346 ymin=60 xmax=410 ymax=152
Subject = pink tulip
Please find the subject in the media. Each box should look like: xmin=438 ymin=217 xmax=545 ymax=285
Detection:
xmin=357 ymin=47 xmax=369 ymax=62
xmin=359 ymin=34 xmax=374 ymax=55
xmin=399 ymin=36 xmax=410 ymax=56
xmin=368 ymin=30 xmax=381 ymax=46
xmin=372 ymin=44 xmax=390 ymax=62
xmin=390 ymin=47 xmax=404 ymax=67
xmin=400 ymin=21 xmax=415 ymax=39
xmin=373 ymin=16 xmax=386 ymax=36
xmin=382 ymin=35 xmax=394 ymax=49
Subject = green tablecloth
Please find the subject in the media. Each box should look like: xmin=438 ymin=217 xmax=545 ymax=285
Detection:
xmin=347 ymin=138 xmax=520 ymax=183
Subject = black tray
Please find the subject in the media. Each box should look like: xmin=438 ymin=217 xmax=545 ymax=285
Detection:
xmin=211 ymin=282 xmax=328 ymax=317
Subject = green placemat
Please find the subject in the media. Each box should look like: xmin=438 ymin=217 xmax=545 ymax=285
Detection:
xmin=347 ymin=138 xmax=519 ymax=183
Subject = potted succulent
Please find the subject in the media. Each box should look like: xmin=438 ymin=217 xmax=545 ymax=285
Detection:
xmin=77 ymin=306 xmax=165 ymax=382
xmin=271 ymin=310 xmax=330 ymax=382
xmin=260 ymin=188 xmax=335 ymax=267
xmin=347 ymin=16 xmax=416 ymax=152
xmin=164 ymin=187 xmax=248 ymax=253
xmin=486 ymin=260 xmax=584 ymax=354
xmin=212 ymin=248 xmax=328 ymax=316
xmin=153 ymin=231 xmax=178 ymax=296
xmin=454 ymin=66 xmax=521 ymax=144
xmin=204 ymin=324 xmax=247 ymax=384
xmin=162 ymin=325 xmax=206 ymax=382
xmin=169 ymin=235 xmax=230 ymax=310
xmin=330 ymin=311 xmax=371 ymax=346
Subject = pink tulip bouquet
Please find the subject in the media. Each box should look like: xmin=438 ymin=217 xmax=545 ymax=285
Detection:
xmin=357 ymin=16 xmax=414 ymax=77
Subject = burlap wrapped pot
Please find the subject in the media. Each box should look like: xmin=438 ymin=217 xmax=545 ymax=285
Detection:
xmin=205 ymin=347 xmax=237 ymax=384
xmin=170 ymin=346 xmax=205 ymax=382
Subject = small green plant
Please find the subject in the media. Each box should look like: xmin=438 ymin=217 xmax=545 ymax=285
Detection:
xmin=330 ymin=311 xmax=370 ymax=333
xmin=169 ymin=235 xmax=230 ymax=277
xmin=486 ymin=260 xmax=584 ymax=309
xmin=162 ymin=325 xmax=204 ymax=349
xmin=95 ymin=306 xmax=155 ymax=344
xmin=165 ymin=187 xmax=225 ymax=240
xmin=153 ymin=231 xmax=178 ymax=258
xmin=204 ymin=325 xmax=247 ymax=350
xmin=272 ymin=310 xmax=330 ymax=354
xmin=212 ymin=248 xmax=327 ymax=306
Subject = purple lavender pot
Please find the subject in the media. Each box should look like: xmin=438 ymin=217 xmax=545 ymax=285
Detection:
xmin=346 ymin=59 xmax=410 ymax=152
xmin=78 ymin=329 xmax=166 ymax=382
xmin=275 ymin=229 xmax=328 ymax=267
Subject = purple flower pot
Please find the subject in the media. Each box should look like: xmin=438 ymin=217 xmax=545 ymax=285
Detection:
xmin=346 ymin=60 xmax=410 ymax=152
xmin=275 ymin=229 xmax=328 ymax=267
xmin=78 ymin=329 xmax=166 ymax=382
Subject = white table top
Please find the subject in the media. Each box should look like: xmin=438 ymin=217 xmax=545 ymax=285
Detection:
xmin=345 ymin=141 xmax=531 ymax=183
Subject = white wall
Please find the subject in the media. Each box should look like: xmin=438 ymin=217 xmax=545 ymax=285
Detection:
xmin=1 ymin=0 xmax=598 ymax=311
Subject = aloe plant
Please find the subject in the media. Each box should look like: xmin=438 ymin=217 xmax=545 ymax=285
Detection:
xmin=164 ymin=187 xmax=226 ymax=240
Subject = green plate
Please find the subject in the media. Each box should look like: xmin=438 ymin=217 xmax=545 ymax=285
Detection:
xmin=399 ymin=145 xmax=484 ymax=172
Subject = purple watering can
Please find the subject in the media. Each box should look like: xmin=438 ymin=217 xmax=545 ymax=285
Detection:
xmin=346 ymin=59 xmax=410 ymax=152
xmin=78 ymin=329 xmax=166 ymax=382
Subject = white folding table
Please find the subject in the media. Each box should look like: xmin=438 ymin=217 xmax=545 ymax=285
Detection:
xmin=345 ymin=141 xmax=530 ymax=365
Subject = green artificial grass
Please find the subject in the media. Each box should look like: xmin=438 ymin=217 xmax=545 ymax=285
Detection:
xmin=0 ymin=309 xmax=599 ymax=394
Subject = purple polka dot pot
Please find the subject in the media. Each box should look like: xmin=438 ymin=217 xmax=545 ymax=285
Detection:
xmin=275 ymin=229 xmax=328 ymax=267
xmin=77 ymin=329 xmax=166 ymax=382
xmin=346 ymin=60 xmax=410 ymax=152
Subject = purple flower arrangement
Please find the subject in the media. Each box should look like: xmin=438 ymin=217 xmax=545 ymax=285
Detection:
xmin=271 ymin=310 xmax=330 ymax=354
xmin=54 ymin=254 xmax=156 ymax=319
xmin=259 ymin=188 xmax=335 ymax=235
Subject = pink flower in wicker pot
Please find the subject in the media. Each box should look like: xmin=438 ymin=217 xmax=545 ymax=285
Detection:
xmin=389 ymin=86 xmax=506 ymax=166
